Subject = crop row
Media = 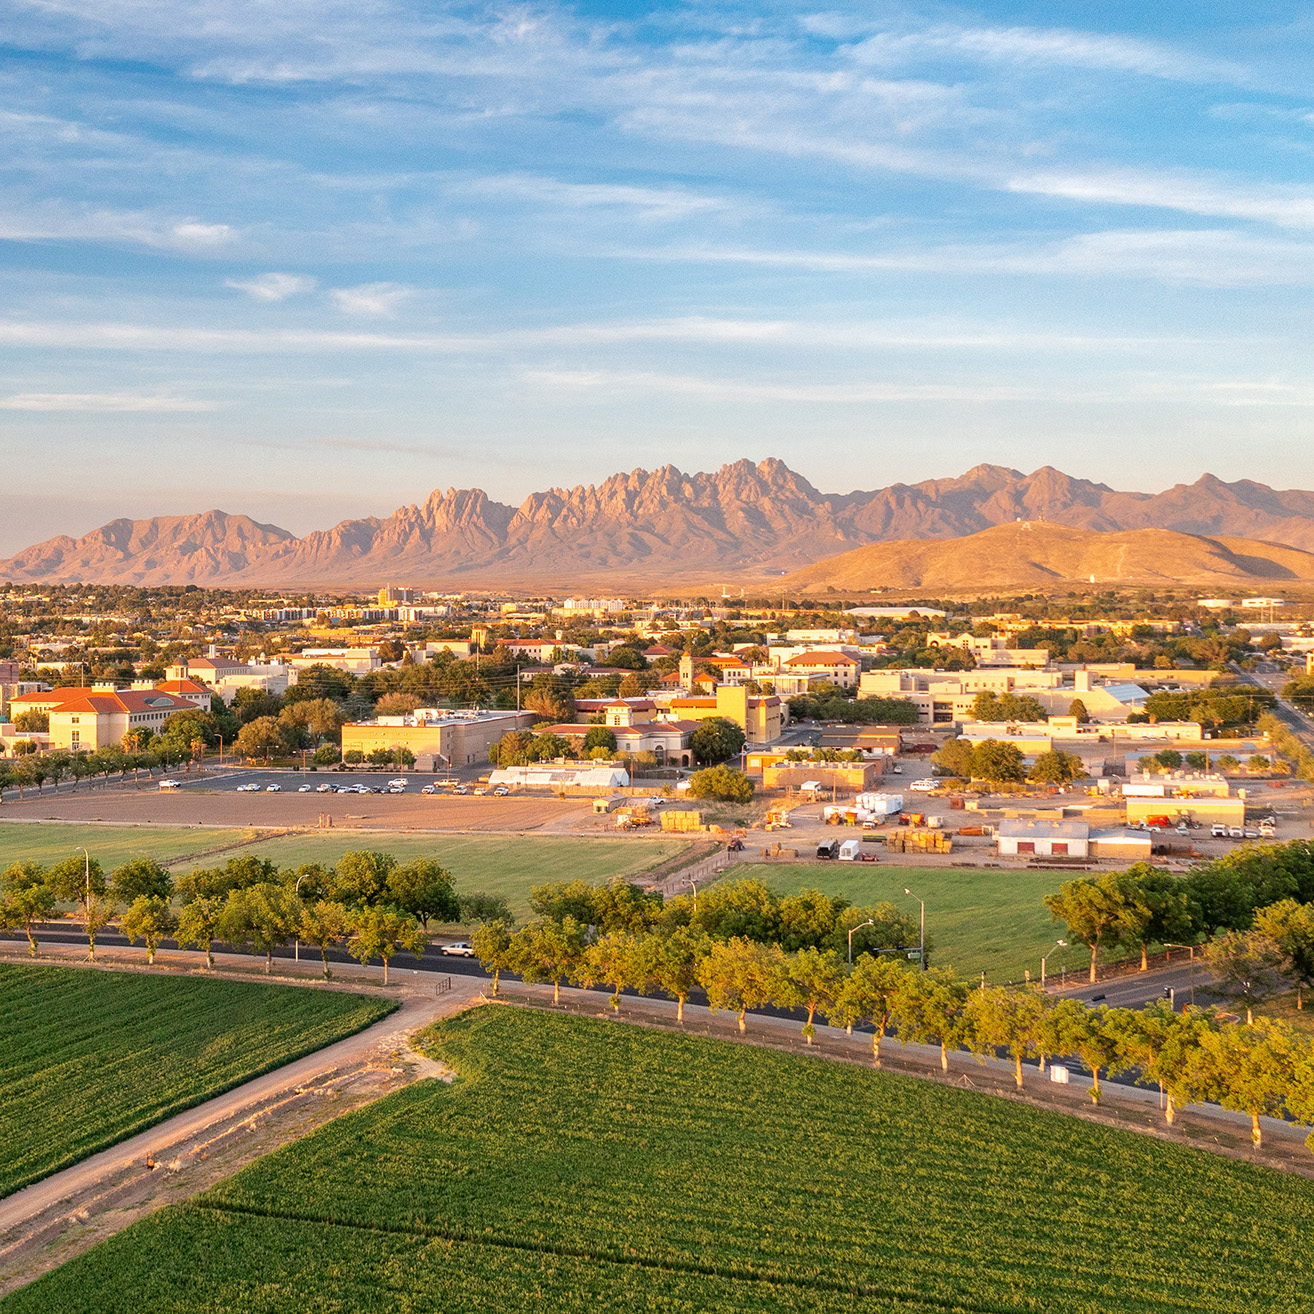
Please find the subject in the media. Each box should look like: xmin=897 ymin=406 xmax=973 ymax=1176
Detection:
xmin=0 ymin=965 xmax=393 ymax=1199
xmin=184 ymin=1007 xmax=1314 ymax=1313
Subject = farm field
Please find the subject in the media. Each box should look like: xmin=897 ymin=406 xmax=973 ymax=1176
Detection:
xmin=0 ymin=822 xmax=259 ymax=874
xmin=0 ymin=965 xmax=394 ymax=1200
xmin=222 ymin=834 xmax=688 ymax=919
xmin=11 ymin=1006 xmax=1314 ymax=1313
xmin=745 ymin=861 xmax=1070 ymax=983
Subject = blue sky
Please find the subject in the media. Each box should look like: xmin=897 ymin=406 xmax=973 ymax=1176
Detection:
xmin=3 ymin=0 xmax=1314 ymax=553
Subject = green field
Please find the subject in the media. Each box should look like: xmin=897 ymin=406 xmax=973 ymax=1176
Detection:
xmin=11 ymin=1006 xmax=1314 ymax=1313
xmin=0 ymin=822 xmax=259 ymax=874
xmin=222 ymin=833 xmax=688 ymax=919
xmin=0 ymin=965 xmax=394 ymax=1200
xmin=744 ymin=862 xmax=1073 ymax=984
xmin=0 ymin=823 xmax=688 ymax=920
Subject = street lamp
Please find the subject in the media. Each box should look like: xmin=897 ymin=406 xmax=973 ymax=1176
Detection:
xmin=686 ymin=873 xmax=700 ymax=915
xmin=903 ymin=887 xmax=925 ymax=971
xmin=1040 ymin=939 xmax=1068 ymax=987
xmin=847 ymin=918 xmax=874 ymax=968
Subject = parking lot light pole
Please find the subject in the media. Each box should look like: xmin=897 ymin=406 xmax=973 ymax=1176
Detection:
xmin=847 ymin=918 xmax=875 ymax=968
xmin=1040 ymin=939 xmax=1068 ymax=987
xmin=903 ymin=888 xmax=925 ymax=971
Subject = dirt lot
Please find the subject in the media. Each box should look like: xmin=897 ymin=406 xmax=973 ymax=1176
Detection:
xmin=0 ymin=787 xmax=590 ymax=834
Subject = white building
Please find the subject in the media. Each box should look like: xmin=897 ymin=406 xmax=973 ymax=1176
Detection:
xmin=997 ymin=819 xmax=1090 ymax=859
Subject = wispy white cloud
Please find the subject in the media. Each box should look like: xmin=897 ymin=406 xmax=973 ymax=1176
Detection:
xmin=329 ymin=283 xmax=415 ymax=316
xmin=0 ymin=202 xmax=239 ymax=252
xmin=226 ymin=272 xmax=318 ymax=301
xmin=454 ymin=173 xmax=728 ymax=220
xmin=0 ymin=392 xmax=219 ymax=412
xmin=836 ymin=23 xmax=1247 ymax=85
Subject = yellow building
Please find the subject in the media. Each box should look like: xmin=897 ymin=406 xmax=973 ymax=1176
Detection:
xmin=341 ymin=709 xmax=537 ymax=769
xmin=666 ymin=685 xmax=785 ymax=745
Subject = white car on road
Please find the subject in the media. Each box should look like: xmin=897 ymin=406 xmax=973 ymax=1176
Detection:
xmin=236 ymin=782 xmax=260 ymax=792
xmin=158 ymin=779 xmax=181 ymax=790
xmin=265 ymin=783 xmax=282 ymax=792
xmin=389 ymin=778 xmax=409 ymax=789
xmin=441 ymin=941 xmax=476 ymax=957
xmin=907 ymin=778 xmax=938 ymax=793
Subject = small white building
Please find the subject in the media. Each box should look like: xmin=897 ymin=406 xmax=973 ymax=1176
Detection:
xmin=997 ymin=818 xmax=1090 ymax=859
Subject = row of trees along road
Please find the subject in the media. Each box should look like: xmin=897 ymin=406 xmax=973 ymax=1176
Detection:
xmin=470 ymin=877 xmax=1314 ymax=1149
xmin=0 ymin=849 xmax=510 ymax=983
xmin=1045 ymin=842 xmax=1314 ymax=987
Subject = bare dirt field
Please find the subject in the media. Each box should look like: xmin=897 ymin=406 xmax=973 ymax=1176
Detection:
xmin=0 ymin=788 xmax=590 ymax=834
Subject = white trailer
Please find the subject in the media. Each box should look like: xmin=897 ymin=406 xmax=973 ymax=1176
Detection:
xmin=856 ymin=792 xmax=903 ymax=817
xmin=838 ymin=839 xmax=863 ymax=861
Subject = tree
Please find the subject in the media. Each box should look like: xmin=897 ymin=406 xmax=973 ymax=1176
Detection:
xmin=234 ymin=716 xmax=291 ymax=762
xmin=1 ymin=862 xmax=59 ymax=956
xmin=893 ymin=967 xmax=967 ymax=1072
xmin=299 ymin=900 xmax=351 ymax=979
xmin=234 ymin=687 xmax=283 ymax=723
xmin=971 ymin=691 xmax=1047 ymax=723
xmin=1199 ymin=1019 xmax=1298 ymax=1147
xmin=607 ymin=645 xmax=648 ymax=671
xmin=1203 ymin=929 xmax=1286 ymax=1023
xmin=583 ymin=726 xmax=618 ymax=756
xmin=779 ymin=947 xmax=845 ymax=1044
xmin=688 ymin=764 xmax=754 ymax=803
xmin=13 ymin=709 xmax=48 ymax=732
xmin=698 ymin=937 xmax=786 ymax=1033
xmin=347 ymin=905 xmax=427 ymax=985
xmin=637 ymin=926 xmax=706 ymax=1023
xmin=1050 ymin=1000 xmax=1124 ymax=1104
xmin=472 ymin=919 xmax=515 ymax=994
xmin=386 ymin=858 xmax=459 ymax=927
xmin=218 ymin=882 xmax=299 ymax=973
xmin=374 ymin=692 xmax=422 ymax=716
xmin=967 ymin=739 xmax=1026 ymax=784
xmin=279 ymin=698 xmax=345 ymax=747
xmin=931 ymin=737 xmax=974 ymax=780
xmin=963 ymin=986 xmax=1048 ymax=1090
xmin=577 ymin=931 xmax=646 ymax=1012
xmin=120 ymin=896 xmax=178 ymax=966
xmin=1253 ymin=899 xmax=1314 ymax=1007
xmin=176 ymin=897 xmax=224 ymax=968
xmin=1027 ymin=750 xmax=1085 ymax=786
xmin=110 ymin=857 xmax=173 ymax=905
xmin=47 ymin=853 xmax=114 ymax=960
xmin=524 ymin=685 xmax=576 ymax=724
xmin=1044 ymin=871 xmax=1145 ymax=983
xmin=1068 ymin=698 xmax=1091 ymax=724
xmin=832 ymin=954 xmax=909 ymax=1064
xmin=1123 ymin=864 xmax=1198 ymax=971
xmin=689 ymin=717 xmax=746 ymax=766
xmin=1113 ymin=1003 xmax=1218 ymax=1126
xmin=461 ymin=892 xmax=513 ymax=924
xmin=510 ymin=917 xmax=586 ymax=1004
xmin=332 ymin=850 xmax=397 ymax=907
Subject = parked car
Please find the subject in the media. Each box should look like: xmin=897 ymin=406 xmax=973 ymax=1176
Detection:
xmin=441 ymin=941 xmax=476 ymax=957
xmin=473 ymin=787 xmax=486 ymax=796
xmin=422 ymin=784 xmax=438 ymax=794
xmin=492 ymin=785 xmax=509 ymax=797
xmin=1243 ymin=828 xmax=1260 ymax=840
xmin=1211 ymin=823 xmax=1228 ymax=838
xmin=316 ymin=783 xmax=334 ymax=793
xmin=1228 ymin=826 xmax=1244 ymax=839
xmin=454 ymin=785 xmax=470 ymax=795
xmin=891 ymin=765 xmax=903 ymax=774
xmin=1259 ymin=823 xmax=1277 ymax=837
xmin=815 ymin=840 xmax=840 ymax=860
xmin=908 ymin=778 xmax=937 ymax=793
xmin=298 ymin=784 xmax=313 ymax=792
xmin=158 ymin=779 xmax=181 ymax=790
xmin=237 ymin=782 xmax=260 ymax=792
xmin=266 ymin=783 xmax=282 ymax=792
xmin=388 ymin=778 xmax=409 ymax=789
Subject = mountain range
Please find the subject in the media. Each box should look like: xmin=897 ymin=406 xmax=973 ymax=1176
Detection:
xmin=7 ymin=459 xmax=1314 ymax=589
xmin=781 ymin=522 xmax=1314 ymax=594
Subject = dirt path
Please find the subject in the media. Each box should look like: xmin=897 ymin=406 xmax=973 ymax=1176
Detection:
xmin=0 ymin=964 xmax=483 ymax=1297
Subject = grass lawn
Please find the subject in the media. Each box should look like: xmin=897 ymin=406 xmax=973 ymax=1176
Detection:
xmin=10 ymin=1006 xmax=1314 ymax=1313
xmin=0 ymin=965 xmax=394 ymax=1200
xmin=0 ymin=822 xmax=259 ymax=874
xmin=197 ymin=833 xmax=690 ymax=919
xmin=737 ymin=861 xmax=1077 ymax=985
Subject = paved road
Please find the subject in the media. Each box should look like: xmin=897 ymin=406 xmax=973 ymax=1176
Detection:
xmin=1050 ymin=961 xmax=1209 ymax=1010
xmin=0 ymin=977 xmax=482 ymax=1236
